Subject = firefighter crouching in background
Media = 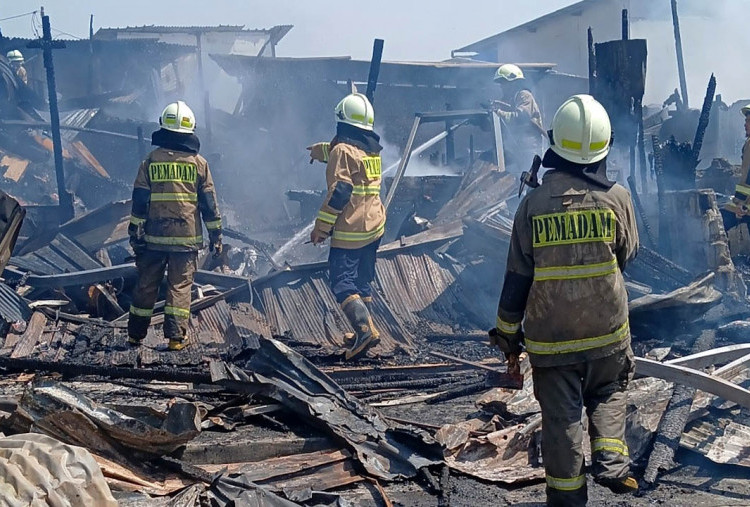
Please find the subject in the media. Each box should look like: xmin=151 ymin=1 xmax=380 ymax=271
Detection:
xmin=308 ymin=93 xmax=385 ymax=361
xmin=128 ymin=101 xmax=222 ymax=350
xmin=721 ymin=104 xmax=750 ymax=233
xmin=491 ymin=95 xmax=640 ymax=506
xmin=492 ymin=63 xmax=545 ymax=174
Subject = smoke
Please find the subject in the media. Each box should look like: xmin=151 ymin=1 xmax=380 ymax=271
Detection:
xmin=633 ymin=0 xmax=749 ymax=106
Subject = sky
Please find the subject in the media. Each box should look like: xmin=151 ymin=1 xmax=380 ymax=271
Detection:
xmin=1 ymin=0 xmax=576 ymax=61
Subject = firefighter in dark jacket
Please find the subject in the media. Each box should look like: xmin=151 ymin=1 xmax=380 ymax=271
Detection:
xmin=307 ymin=93 xmax=385 ymax=361
xmin=128 ymin=101 xmax=222 ymax=350
xmin=492 ymin=95 xmax=639 ymax=506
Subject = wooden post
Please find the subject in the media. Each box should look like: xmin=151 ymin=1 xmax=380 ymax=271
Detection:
xmin=622 ymin=9 xmax=629 ymax=40
xmin=195 ymin=31 xmax=212 ymax=143
xmin=587 ymin=27 xmax=595 ymax=95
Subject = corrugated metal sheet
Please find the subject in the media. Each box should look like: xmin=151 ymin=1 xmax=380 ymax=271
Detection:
xmin=256 ymin=269 xmax=415 ymax=359
xmin=60 ymin=109 xmax=100 ymax=141
xmin=10 ymin=234 xmax=102 ymax=275
xmin=0 ymin=301 xmax=260 ymax=370
xmin=376 ymin=249 xmax=487 ymax=335
xmin=0 ymin=283 xmax=31 ymax=324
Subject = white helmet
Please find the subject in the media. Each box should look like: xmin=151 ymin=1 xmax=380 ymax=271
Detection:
xmin=550 ymin=94 xmax=612 ymax=164
xmin=335 ymin=93 xmax=374 ymax=131
xmin=741 ymin=104 xmax=750 ymax=117
xmin=160 ymin=100 xmax=196 ymax=134
xmin=6 ymin=50 xmax=23 ymax=64
xmin=494 ymin=63 xmax=524 ymax=83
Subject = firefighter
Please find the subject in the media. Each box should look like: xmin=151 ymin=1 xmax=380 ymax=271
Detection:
xmin=308 ymin=93 xmax=385 ymax=361
xmin=493 ymin=63 xmax=545 ymax=173
xmin=720 ymin=104 xmax=750 ymax=231
xmin=491 ymin=94 xmax=639 ymax=506
xmin=128 ymin=101 xmax=222 ymax=350
xmin=6 ymin=50 xmax=27 ymax=85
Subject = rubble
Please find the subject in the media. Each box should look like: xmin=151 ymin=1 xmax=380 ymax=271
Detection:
xmin=0 ymin=7 xmax=749 ymax=507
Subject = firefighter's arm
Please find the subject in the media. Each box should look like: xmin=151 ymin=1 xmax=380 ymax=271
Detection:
xmin=492 ymin=201 xmax=534 ymax=352
xmin=616 ymin=195 xmax=640 ymax=271
xmin=129 ymin=159 xmax=150 ymax=254
xmin=307 ymin=142 xmax=331 ymax=164
xmin=500 ymin=90 xmax=535 ymax=123
xmin=198 ymin=162 xmax=222 ymax=254
xmin=311 ymin=148 xmax=356 ymax=244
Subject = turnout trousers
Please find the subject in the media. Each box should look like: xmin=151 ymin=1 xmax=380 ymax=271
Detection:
xmin=128 ymin=250 xmax=198 ymax=341
xmin=328 ymin=238 xmax=381 ymax=304
xmin=532 ymin=348 xmax=635 ymax=506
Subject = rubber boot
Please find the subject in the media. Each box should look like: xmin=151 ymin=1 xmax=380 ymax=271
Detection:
xmin=361 ymin=296 xmax=381 ymax=341
xmin=595 ymin=475 xmax=638 ymax=494
xmin=345 ymin=296 xmax=381 ymax=346
xmin=341 ymin=295 xmax=375 ymax=361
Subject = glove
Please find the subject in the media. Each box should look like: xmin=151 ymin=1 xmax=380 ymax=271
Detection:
xmin=210 ymin=234 xmax=223 ymax=258
xmin=497 ymin=110 xmax=513 ymax=122
xmin=310 ymin=227 xmax=329 ymax=245
xmin=488 ymin=327 xmax=524 ymax=355
xmin=307 ymin=142 xmax=330 ymax=164
xmin=129 ymin=236 xmax=146 ymax=257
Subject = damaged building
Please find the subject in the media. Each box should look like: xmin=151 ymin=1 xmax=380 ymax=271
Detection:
xmin=0 ymin=1 xmax=748 ymax=506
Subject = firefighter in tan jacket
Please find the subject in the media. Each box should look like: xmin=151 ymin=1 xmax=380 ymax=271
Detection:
xmin=128 ymin=101 xmax=222 ymax=350
xmin=493 ymin=63 xmax=545 ymax=173
xmin=721 ymin=104 xmax=750 ymax=231
xmin=308 ymin=93 xmax=385 ymax=361
xmin=492 ymin=95 xmax=639 ymax=506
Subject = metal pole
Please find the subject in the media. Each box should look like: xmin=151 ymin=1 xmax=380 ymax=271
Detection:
xmin=671 ymin=0 xmax=689 ymax=108
xmin=39 ymin=14 xmax=73 ymax=222
xmin=384 ymin=116 xmax=421 ymax=211
xmin=621 ymin=9 xmax=629 ymax=40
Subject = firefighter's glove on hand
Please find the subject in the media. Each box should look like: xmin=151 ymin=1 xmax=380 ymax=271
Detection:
xmin=488 ymin=327 xmax=524 ymax=355
xmin=310 ymin=228 xmax=329 ymax=245
xmin=129 ymin=236 xmax=147 ymax=257
xmin=209 ymin=231 xmax=223 ymax=258
xmin=307 ymin=142 xmax=330 ymax=164
xmin=497 ymin=110 xmax=513 ymax=122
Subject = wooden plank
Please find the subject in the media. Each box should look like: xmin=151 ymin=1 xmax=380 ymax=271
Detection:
xmin=666 ymin=344 xmax=750 ymax=369
xmin=429 ymin=351 xmax=504 ymax=374
xmin=261 ymin=459 xmax=362 ymax=492
xmin=635 ymin=357 xmax=750 ymax=409
xmin=1 ymin=154 xmax=29 ymax=182
xmin=198 ymin=449 xmax=349 ymax=479
xmin=10 ymin=312 xmax=47 ymax=358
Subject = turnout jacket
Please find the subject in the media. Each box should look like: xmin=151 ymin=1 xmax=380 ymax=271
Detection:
xmin=496 ymin=170 xmax=639 ymax=367
xmin=732 ymin=138 xmax=750 ymax=203
xmin=313 ymin=142 xmax=386 ymax=249
xmin=129 ymin=147 xmax=221 ymax=252
xmin=503 ymin=89 xmax=545 ymax=154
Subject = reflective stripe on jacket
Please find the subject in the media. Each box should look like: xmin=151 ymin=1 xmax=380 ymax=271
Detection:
xmin=313 ymin=143 xmax=386 ymax=249
xmin=129 ymin=147 xmax=221 ymax=252
xmin=497 ymin=170 xmax=639 ymax=367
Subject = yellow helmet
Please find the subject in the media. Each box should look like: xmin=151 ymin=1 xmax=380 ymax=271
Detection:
xmin=550 ymin=94 xmax=612 ymax=164
xmin=335 ymin=93 xmax=374 ymax=131
xmin=493 ymin=63 xmax=524 ymax=83
xmin=160 ymin=100 xmax=196 ymax=134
